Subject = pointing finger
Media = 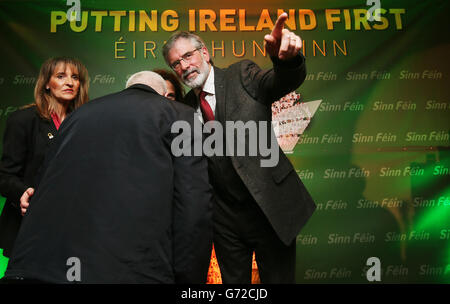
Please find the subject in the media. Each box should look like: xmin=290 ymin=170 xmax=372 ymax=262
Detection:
xmin=271 ymin=12 xmax=288 ymax=39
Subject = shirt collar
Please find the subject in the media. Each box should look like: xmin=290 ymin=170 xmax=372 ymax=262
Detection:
xmin=203 ymin=66 xmax=215 ymax=95
xmin=194 ymin=65 xmax=215 ymax=96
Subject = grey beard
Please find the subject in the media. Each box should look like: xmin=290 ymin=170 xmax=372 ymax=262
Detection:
xmin=182 ymin=61 xmax=210 ymax=89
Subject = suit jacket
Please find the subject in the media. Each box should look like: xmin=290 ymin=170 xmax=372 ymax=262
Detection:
xmin=5 ymin=84 xmax=213 ymax=283
xmin=0 ymin=106 xmax=57 ymax=257
xmin=185 ymin=54 xmax=316 ymax=246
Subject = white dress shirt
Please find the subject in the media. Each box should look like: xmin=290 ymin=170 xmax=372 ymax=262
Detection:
xmin=194 ymin=66 xmax=216 ymax=124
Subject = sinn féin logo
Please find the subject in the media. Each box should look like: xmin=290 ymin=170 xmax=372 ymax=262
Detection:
xmin=271 ymin=92 xmax=322 ymax=153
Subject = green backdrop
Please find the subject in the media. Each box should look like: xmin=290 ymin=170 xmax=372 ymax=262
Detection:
xmin=0 ymin=0 xmax=448 ymax=283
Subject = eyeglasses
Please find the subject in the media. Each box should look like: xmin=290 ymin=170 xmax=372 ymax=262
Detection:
xmin=170 ymin=48 xmax=201 ymax=70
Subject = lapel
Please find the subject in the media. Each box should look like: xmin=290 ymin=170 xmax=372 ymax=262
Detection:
xmin=184 ymin=66 xmax=235 ymax=123
xmin=184 ymin=66 xmax=228 ymax=123
xmin=213 ymin=66 xmax=227 ymax=124
xmin=39 ymin=116 xmax=58 ymax=142
xmin=215 ymin=65 xmax=244 ymax=121
xmin=184 ymin=90 xmax=198 ymax=109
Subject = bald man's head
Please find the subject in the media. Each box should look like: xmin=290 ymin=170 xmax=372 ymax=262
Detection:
xmin=126 ymin=71 xmax=168 ymax=95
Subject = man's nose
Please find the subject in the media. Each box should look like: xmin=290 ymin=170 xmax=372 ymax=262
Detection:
xmin=180 ymin=59 xmax=190 ymax=71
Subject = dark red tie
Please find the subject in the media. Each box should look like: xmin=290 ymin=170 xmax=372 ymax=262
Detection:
xmin=199 ymin=91 xmax=215 ymax=122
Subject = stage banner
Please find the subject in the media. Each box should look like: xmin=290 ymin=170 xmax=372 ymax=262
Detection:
xmin=0 ymin=0 xmax=448 ymax=283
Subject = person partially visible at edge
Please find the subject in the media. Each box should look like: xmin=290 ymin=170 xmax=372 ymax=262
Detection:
xmin=3 ymin=71 xmax=213 ymax=283
xmin=152 ymin=68 xmax=227 ymax=284
xmin=161 ymin=12 xmax=316 ymax=284
xmin=0 ymin=57 xmax=89 ymax=258
xmin=153 ymin=69 xmax=185 ymax=102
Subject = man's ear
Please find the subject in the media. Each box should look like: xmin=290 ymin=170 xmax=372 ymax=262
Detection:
xmin=200 ymin=46 xmax=210 ymax=63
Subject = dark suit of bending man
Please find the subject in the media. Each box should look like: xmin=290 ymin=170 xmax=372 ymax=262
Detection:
xmin=5 ymin=71 xmax=213 ymax=283
xmin=162 ymin=13 xmax=316 ymax=283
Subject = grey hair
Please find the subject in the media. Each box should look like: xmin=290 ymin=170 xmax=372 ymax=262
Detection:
xmin=162 ymin=31 xmax=213 ymax=66
xmin=126 ymin=71 xmax=167 ymax=95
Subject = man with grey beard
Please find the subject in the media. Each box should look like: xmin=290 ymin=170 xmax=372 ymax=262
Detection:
xmin=162 ymin=12 xmax=316 ymax=283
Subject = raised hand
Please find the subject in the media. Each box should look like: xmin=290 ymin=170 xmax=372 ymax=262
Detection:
xmin=264 ymin=12 xmax=303 ymax=61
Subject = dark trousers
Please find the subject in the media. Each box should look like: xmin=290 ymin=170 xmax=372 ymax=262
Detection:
xmin=213 ymin=195 xmax=296 ymax=284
